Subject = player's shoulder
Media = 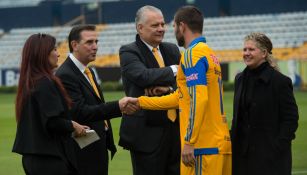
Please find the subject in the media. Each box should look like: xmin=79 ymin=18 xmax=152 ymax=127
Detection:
xmin=189 ymin=42 xmax=215 ymax=57
xmin=196 ymin=42 xmax=213 ymax=51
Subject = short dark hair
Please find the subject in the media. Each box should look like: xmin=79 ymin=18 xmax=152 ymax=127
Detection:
xmin=68 ymin=24 xmax=96 ymax=52
xmin=174 ymin=6 xmax=203 ymax=34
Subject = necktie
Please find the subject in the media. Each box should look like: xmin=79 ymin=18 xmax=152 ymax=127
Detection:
xmin=152 ymin=48 xmax=177 ymax=122
xmin=84 ymin=68 xmax=101 ymax=99
xmin=84 ymin=67 xmax=109 ymax=129
xmin=152 ymin=47 xmax=165 ymax=67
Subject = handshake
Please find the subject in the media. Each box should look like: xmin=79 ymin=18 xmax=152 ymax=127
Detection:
xmin=118 ymin=86 xmax=172 ymax=115
xmin=118 ymin=97 xmax=140 ymax=115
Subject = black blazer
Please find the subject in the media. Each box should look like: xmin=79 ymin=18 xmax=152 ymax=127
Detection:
xmin=119 ymin=34 xmax=180 ymax=152
xmin=12 ymin=77 xmax=77 ymax=171
xmin=231 ymin=63 xmax=299 ymax=175
xmin=56 ymin=57 xmax=122 ymax=174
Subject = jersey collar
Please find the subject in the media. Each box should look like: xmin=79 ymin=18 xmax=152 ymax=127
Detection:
xmin=188 ymin=36 xmax=206 ymax=48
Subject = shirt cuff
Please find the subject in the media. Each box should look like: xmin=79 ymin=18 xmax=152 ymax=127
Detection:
xmin=170 ymin=65 xmax=178 ymax=76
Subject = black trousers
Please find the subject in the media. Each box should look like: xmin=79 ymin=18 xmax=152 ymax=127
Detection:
xmin=232 ymin=145 xmax=292 ymax=175
xmin=22 ymin=154 xmax=77 ymax=175
xmin=74 ymin=131 xmax=109 ymax=175
xmin=130 ymin=122 xmax=180 ymax=175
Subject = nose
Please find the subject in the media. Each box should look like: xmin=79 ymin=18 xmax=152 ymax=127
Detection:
xmin=56 ymin=51 xmax=60 ymax=57
xmin=93 ymin=42 xmax=98 ymax=50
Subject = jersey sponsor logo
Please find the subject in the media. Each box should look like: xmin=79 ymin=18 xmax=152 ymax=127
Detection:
xmin=214 ymin=67 xmax=222 ymax=76
xmin=186 ymin=73 xmax=199 ymax=82
xmin=210 ymin=54 xmax=220 ymax=65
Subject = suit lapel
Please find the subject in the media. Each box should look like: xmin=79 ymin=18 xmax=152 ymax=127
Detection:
xmin=66 ymin=57 xmax=101 ymax=101
xmin=135 ymin=34 xmax=160 ymax=68
xmin=135 ymin=36 xmax=178 ymax=67
xmin=90 ymin=68 xmax=105 ymax=102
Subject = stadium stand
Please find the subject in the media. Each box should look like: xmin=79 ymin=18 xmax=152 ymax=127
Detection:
xmin=92 ymin=11 xmax=307 ymax=66
xmin=0 ymin=11 xmax=306 ymax=68
xmin=74 ymin=0 xmax=120 ymax=3
xmin=0 ymin=26 xmax=72 ymax=68
xmin=0 ymin=0 xmax=42 ymax=8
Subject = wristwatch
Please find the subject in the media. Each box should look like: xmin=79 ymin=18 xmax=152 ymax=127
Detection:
xmin=168 ymin=86 xmax=174 ymax=93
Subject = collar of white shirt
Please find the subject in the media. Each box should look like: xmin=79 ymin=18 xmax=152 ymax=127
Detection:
xmin=140 ymin=39 xmax=177 ymax=76
xmin=69 ymin=53 xmax=87 ymax=74
xmin=140 ymin=39 xmax=162 ymax=56
xmin=69 ymin=53 xmax=92 ymax=82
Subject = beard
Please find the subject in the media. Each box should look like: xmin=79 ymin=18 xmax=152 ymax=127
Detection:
xmin=177 ymin=35 xmax=185 ymax=47
xmin=175 ymin=27 xmax=185 ymax=47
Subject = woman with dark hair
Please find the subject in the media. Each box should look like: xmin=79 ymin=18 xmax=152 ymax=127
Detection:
xmin=231 ymin=32 xmax=299 ymax=175
xmin=12 ymin=33 xmax=89 ymax=175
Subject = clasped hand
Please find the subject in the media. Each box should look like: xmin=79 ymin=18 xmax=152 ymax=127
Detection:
xmin=145 ymin=86 xmax=171 ymax=96
xmin=119 ymin=97 xmax=140 ymax=115
xmin=118 ymin=86 xmax=172 ymax=114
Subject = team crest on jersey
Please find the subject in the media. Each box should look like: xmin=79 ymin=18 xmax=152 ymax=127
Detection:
xmin=186 ymin=73 xmax=199 ymax=82
xmin=210 ymin=54 xmax=220 ymax=65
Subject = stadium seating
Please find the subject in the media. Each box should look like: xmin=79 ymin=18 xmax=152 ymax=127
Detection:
xmin=0 ymin=26 xmax=72 ymax=68
xmin=0 ymin=11 xmax=306 ymax=69
xmin=94 ymin=11 xmax=307 ymax=65
xmin=0 ymin=0 xmax=42 ymax=8
xmin=74 ymin=0 xmax=120 ymax=3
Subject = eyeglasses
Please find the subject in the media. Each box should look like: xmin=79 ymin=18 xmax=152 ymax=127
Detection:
xmin=38 ymin=33 xmax=46 ymax=39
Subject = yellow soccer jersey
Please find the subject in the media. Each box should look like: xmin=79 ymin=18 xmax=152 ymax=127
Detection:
xmin=139 ymin=37 xmax=231 ymax=155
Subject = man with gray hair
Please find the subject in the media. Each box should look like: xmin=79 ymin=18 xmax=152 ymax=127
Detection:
xmin=119 ymin=5 xmax=181 ymax=175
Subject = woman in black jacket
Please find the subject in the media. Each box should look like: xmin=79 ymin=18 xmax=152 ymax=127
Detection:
xmin=231 ymin=32 xmax=299 ymax=175
xmin=12 ymin=33 xmax=89 ymax=175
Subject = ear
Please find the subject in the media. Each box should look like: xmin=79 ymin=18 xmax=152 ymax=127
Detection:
xmin=137 ymin=24 xmax=143 ymax=34
xmin=179 ymin=22 xmax=185 ymax=33
xmin=71 ymin=40 xmax=78 ymax=52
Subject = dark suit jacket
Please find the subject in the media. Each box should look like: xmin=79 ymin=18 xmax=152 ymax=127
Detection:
xmin=56 ymin=57 xmax=122 ymax=175
xmin=119 ymin=34 xmax=180 ymax=152
xmin=231 ymin=62 xmax=299 ymax=175
xmin=12 ymin=77 xmax=77 ymax=172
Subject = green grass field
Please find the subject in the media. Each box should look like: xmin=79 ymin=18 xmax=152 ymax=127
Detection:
xmin=1 ymin=91 xmax=306 ymax=174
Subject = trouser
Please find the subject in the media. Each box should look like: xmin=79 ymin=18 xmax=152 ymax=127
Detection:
xmin=181 ymin=154 xmax=232 ymax=175
xmin=130 ymin=122 xmax=181 ymax=175
xmin=22 ymin=154 xmax=77 ymax=175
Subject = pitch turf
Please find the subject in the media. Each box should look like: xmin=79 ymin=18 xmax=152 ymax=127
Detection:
xmin=1 ymin=91 xmax=306 ymax=174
